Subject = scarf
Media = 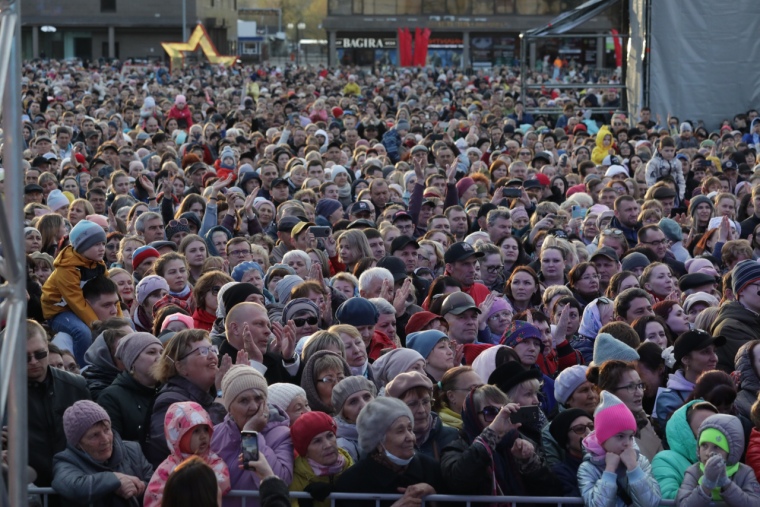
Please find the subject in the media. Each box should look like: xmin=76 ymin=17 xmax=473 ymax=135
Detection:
xmin=349 ymin=359 xmax=368 ymax=377
xmin=134 ymin=305 xmax=153 ymax=333
xmin=170 ymin=283 xmax=192 ymax=299
xmin=414 ymin=413 xmax=434 ymax=448
xmin=308 ymin=453 xmax=347 ymax=477
xmin=699 ymin=461 xmax=740 ymax=500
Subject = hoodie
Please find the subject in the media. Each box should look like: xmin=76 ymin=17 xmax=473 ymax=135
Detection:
xmin=81 ymin=332 xmax=121 ymax=401
xmin=653 ymin=370 xmax=694 ymax=430
xmin=577 ymin=432 xmax=661 ymax=507
xmin=591 ymin=126 xmax=614 ymax=166
xmin=651 ymin=400 xmax=702 ymax=499
xmin=144 ymin=401 xmax=231 ymax=507
xmin=734 ymin=341 xmax=760 ymax=419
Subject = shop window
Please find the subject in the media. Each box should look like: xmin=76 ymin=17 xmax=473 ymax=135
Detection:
xmin=100 ymin=0 xmax=116 ymax=12
xmin=371 ymin=0 xmax=398 ymax=14
xmin=494 ymin=0 xmax=514 ymax=14
xmin=472 ymin=0 xmax=493 ymax=15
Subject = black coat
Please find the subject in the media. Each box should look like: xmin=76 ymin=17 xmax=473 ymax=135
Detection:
xmin=334 ymin=453 xmax=443 ymax=507
xmin=28 ymin=367 xmax=91 ymax=486
xmin=218 ymin=338 xmax=303 ymax=385
xmin=98 ymin=370 xmax=158 ymax=443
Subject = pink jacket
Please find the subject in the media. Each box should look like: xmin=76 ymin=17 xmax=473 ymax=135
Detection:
xmin=144 ymin=401 xmax=231 ymax=507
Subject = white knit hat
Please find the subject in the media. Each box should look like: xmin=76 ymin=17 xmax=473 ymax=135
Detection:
xmin=46 ymin=189 xmax=69 ymax=211
xmin=268 ymin=383 xmax=307 ymax=411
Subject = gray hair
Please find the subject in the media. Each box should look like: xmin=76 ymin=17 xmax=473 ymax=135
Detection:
xmin=282 ymin=250 xmax=311 ymax=270
xmin=369 ymin=297 xmax=395 ymax=316
xmin=358 ymin=267 xmax=394 ymax=292
xmin=487 ymin=207 xmax=512 ymax=228
xmin=135 ymin=211 xmax=162 ymax=234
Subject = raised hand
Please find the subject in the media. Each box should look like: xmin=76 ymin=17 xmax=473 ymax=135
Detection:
xmin=215 ymin=353 xmax=232 ymax=392
xmin=279 ymin=320 xmax=298 ymax=360
xmin=380 ymin=278 xmax=394 ymax=303
xmin=552 ymin=304 xmax=570 ymax=346
xmin=488 ymin=403 xmax=521 ymax=438
xmin=242 ymin=322 xmax=263 ymax=364
xmin=446 ymin=159 xmax=458 ymax=184
xmin=511 ymin=438 xmax=535 ymax=461
xmin=477 ymin=293 xmax=496 ymax=329
xmin=392 ymin=278 xmax=412 ymax=316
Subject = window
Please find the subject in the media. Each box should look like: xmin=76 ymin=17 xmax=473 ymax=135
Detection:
xmin=100 ymin=0 xmax=116 ymax=12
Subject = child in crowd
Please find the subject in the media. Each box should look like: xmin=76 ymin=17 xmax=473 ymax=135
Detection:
xmin=645 ymin=136 xmax=686 ymax=201
xmin=577 ymin=391 xmax=661 ymax=507
xmin=676 ymin=413 xmax=760 ymax=506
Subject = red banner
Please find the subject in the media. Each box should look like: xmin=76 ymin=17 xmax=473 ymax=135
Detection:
xmin=611 ymin=29 xmax=622 ymax=68
xmin=397 ymin=28 xmax=413 ymax=66
xmin=414 ymin=28 xmax=431 ymax=67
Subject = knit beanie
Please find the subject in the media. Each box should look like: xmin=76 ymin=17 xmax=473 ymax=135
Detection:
xmin=220 ymin=146 xmax=236 ymax=170
xmin=165 ymin=219 xmax=190 ymax=241
xmin=554 ymin=365 xmax=589 ymax=405
xmin=592 ymin=333 xmax=640 ymax=366
xmin=69 ymin=219 xmax=107 ymax=254
xmin=658 ymin=218 xmax=683 ymax=242
xmin=115 ymin=332 xmax=162 ymax=372
xmin=231 ymin=261 xmax=265 ymax=283
xmin=369 ymin=348 xmax=426 ymax=389
xmin=385 ymin=371 xmax=434 ymax=399
xmin=357 ymin=397 xmax=413 ymax=456
xmin=406 ymin=330 xmax=448 ymax=360
xmin=331 ymin=376 xmax=377 ymax=414
xmin=315 ymin=198 xmax=343 ymax=220
xmin=221 ymin=364 xmax=268 ymax=411
xmin=688 ymin=195 xmax=713 ymax=218
xmin=593 ymin=391 xmax=637 ymax=445
xmin=160 ymin=313 xmax=195 ymax=331
xmin=336 ymin=297 xmax=379 ymax=327
xmin=274 ymin=274 xmax=304 ymax=304
xmin=135 ymin=274 xmax=169 ymax=305
xmin=698 ymin=414 xmax=744 ymax=466
xmin=46 ymin=189 xmax=69 ymax=212
xmin=549 ymin=408 xmax=590 ymax=449
xmin=290 ymin=411 xmax=337 ymax=457
xmin=63 ymin=400 xmax=111 ymax=446
xmin=456 ymin=177 xmax=476 ymax=198
xmin=621 ymin=252 xmax=650 ymax=273
xmin=132 ymin=245 xmax=160 ymax=270
xmin=502 ymin=321 xmax=544 ymax=352
xmin=732 ymin=259 xmax=760 ymax=296
xmin=686 ymin=257 xmax=719 ymax=276
xmin=486 ymin=298 xmax=513 ymax=322
xmin=282 ymin=298 xmax=320 ymax=325
xmin=179 ymin=212 xmax=202 ymax=232
xmin=85 ymin=214 xmax=108 ymax=229
xmin=268 ymin=383 xmax=307 ymax=411
xmin=404 ymin=311 xmax=442 ymax=335
xmin=221 ymin=282 xmax=260 ymax=315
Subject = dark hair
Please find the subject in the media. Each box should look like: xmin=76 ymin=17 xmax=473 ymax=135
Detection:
xmin=568 ymin=262 xmax=597 ymax=290
xmin=659 ymin=136 xmax=676 ymax=150
xmin=687 ymin=370 xmax=737 ymax=411
xmin=586 ymin=359 xmax=635 ymax=393
xmin=614 ymin=288 xmax=652 ymax=321
xmin=83 ymin=275 xmax=119 ymax=302
xmin=552 ymin=296 xmax=581 ymax=317
xmin=636 ymin=341 xmax=667 ymax=374
xmin=161 ymin=455 xmax=219 ymax=507
xmin=352 ymin=257 xmax=377 ymax=279
xmin=504 ymin=266 xmax=542 ymax=307
xmin=606 ymin=270 xmax=638 ymax=299
xmin=426 ymin=276 xmax=463 ymax=308
xmin=631 ymin=315 xmax=673 ymax=347
xmin=599 ymin=321 xmax=641 ymax=349
xmin=515 ymin=309 xmax=550 ymax=327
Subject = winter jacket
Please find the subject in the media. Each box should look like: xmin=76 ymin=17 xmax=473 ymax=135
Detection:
xmin=651 ymin=400 xmax=701 ymax=499
xmin=734 ymin=341 xmax=760 ymax=419
xmin=742 ymin=119 xmax=760 ymax=146
xmin=417 ymin=412 xmax=458 ymax=461
xmin=335 ymin=416 xmax=361 ymax=463
xmin=28 ymin=366 xmax=91 ymax=487
xmin=746 ymin=428 xmax=760 ymax=483
xmin=41 ymin=245 xmax=118 ymax=323
xmin=334 ymin=452 xmax=444 ymax=507
xmin=167 ymin=104 xmax=193 ymax=127
xmin=98 ymin=370 xmax=158 ymax=443
xmin=144 ymin=401 xmax=231 ymax=507
xmin=211 ymin=405 xmax=295 ymax=507
xmin=577 ymin=432 xmax=661 ymax=507
xmin=289 ymin=448 xmax=353 ymax=507
xmin=676 ymin=414 xmax=760 ymax=506
xmin=591 ymin=127 xmax=614 ymax=166
xmin=653 ymin=370 xmax=694 ymax=430
xmin=51 ymin=432 xmax=153 ymax=507
xmin=81 ymin=332 xmax=121 ymax=400
xmin=645 ymin=152 xmax=686 ymax=200
xmin=145 ymin=375 xmax=227 ymax=467
xmin=552 ymin=452 xmax=583 ymax=496
xmin=711 ymin=301 xmax=760 ymax=372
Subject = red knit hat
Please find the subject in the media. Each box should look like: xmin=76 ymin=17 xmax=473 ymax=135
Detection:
xmin=404 ymin=311 xmax=443 ymax=335
xmin=290 ymin=411 xmax=336 ymax=457
xmin=331 ymin=107 xmax=344 ymax=119
xmin=462 ymin=343 xmax=493 ymax=365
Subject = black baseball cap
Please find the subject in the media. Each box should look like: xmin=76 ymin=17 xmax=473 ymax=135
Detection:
xmin=377 ymin=255 xmax=407 ymax=282
xmin=392 ymin=211 xmax=414 ymax=223
xmin=271 ymin=177 xmax=289 ymax=188
xmin=674 ymin=329 xmax=725 ymax=367
xmin=31 ymin=156 xmax=49 ymax=168
xmin=348 ymin=201 xmax=371 ymax=214
xmin=24 ymin=184 xmax=44 ymax=194
xmin=391 ymin=235 xmax=419 ymax=253
xmin=590 ymin=246 xmax=620 ymax=263
xmin=444 ymin=241 xmax=484 ymax=264
xmin=346 ymin=219 xmax=376 ymax=230
xmin=277 ymin=216 xmax=303 ymax=233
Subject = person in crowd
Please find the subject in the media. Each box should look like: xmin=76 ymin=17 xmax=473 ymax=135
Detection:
xmin=431 ymin=366 xmax=483 ymax=430
xmin=159 ymin=456 xmax=225 ymax=507
xmin=331 ymin=376 xmax=377 ymax=462
xmin=548 ymin=408 xmax=593 ymax=496
xmin=52 ymin=400 xmax=153 ymax=507
xmin=81 ymin=319 xmax=131 ymax=400
xmin=269 ymin=383 xmax=311 ymax=426
xmin=301 ymin=350 xmax=351 ymax=415
xmin=405 ymin=330 xmax=456 ymax=382
xmin=734 ymin=340 xmax=760 ymax=420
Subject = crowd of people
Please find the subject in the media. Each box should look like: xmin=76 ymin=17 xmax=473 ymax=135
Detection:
xmin=7 ymin=56 xmax=760 ymax=507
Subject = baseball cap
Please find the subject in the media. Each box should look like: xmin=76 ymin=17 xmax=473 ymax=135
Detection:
xmin=277 ymin=216 xmax=303 ymax=233
xmin=673 ymin=330 xmax=725 ymax=367
xmin=444 ymin=241 xmax=484 ymax=264
xmin=346 ymin=219 xmax=376 ymax=230
xmin=291 ymin=221 xmax=315 ymax=237
xmin=391 ymin=235 xmax=419 ymax=253
xmin=376 ymin=256 xmax=407 ymax=282
xmin=348 ymin=201 xmax=371 ymax=215
xmin=392 ymin=211 xmax=414 ymax=223
xmin=25 ymin=184 xmax=44 ymax=194
xmin=271 ymin=177 xmax=289 ymax=188
xmin=590 ymin=246 xmax=620 ymax=263
xmin=441 ymin=292 xmax=481 ymax=317
xmin=683 ymin=293 xmax=720 ymax=313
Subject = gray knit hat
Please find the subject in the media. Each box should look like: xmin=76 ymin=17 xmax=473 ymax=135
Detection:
xmin=221 ymin=364 xmax=268 ymax=410
xmin=369 ymin=348 xmax=426 ymax=389
xmin=331 ymin=376 xmax=377 ymax=414
xmin=282 ymin=298 xmax=319 ymax=325
xmin=554 ymin=365 xmax=589 ymax=405
xmin=69 ymin=219 xmax=107 ymax=254
xmin=115 ymin=332 xmax=162 ymax=372
xmin=274 ymin=274 xmax=304 ymax=304
xmin=268 ymin=383 xmax=307 ymax=411
xmin=63 ymin=400 xmax=111 ymax=446
xmin=357 ymin=397 xmax=413 ymax=456
xmin=592 ymin=333 xmax=640 ymax=366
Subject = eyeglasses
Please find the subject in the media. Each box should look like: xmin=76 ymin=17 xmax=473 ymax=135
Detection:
xmin=179 ymin=345 xmax=218 ymax=361
xmin=293 ymin=316 xmax=319 ymax=327
xmin=211 ymin=285 xmax=222 ymax=296
xmin=27 ymin=350 xmax=48 ymax=363
xmin=519 ymin=151 xmax=531 ymax=156
xmin=406 ymin=398 xmax=432 ymax=411
xmin=229 ymin=248 xmax=252 ymax=257
xmin=642 ymin=238 xmax=669 ymax=247
xmin=602 ymin=229 xmax=625 ymax=237
xmin=168 ymin=218 xmax=189 ymax=228
xmin=580 ymin=274 xmax=600 ymax=282
xmin=318 ymin=376 xmax=344 ymax=385
xmin=484 ymin=265 xmax=503 ymax=274
xmin=106 ymin=243 xmax=118 ymax=250
xmin=614 ymin=382 xmax=645 ymax=394
xmin=451 ymin=384 xmax=484 ymax=392
xmin=479 ymin=405 xmax=503 ymax=422
xmin=569 ymin=422 xmax=594 ymax=435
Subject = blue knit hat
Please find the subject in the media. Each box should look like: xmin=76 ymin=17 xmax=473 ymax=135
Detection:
xmin=336 ymin=297 xmax=379 ymax=327
xmin=592 ymin=333 xmax=640 ymax=366
xmin=315 ymin=198 xmax=343 ymax=220
xmin=501 ymin=321 xmax=544 ymax=351
xmin=231 ymin=261 xmax=264 ymax=282
xmin=69 ymin=219 xmax=106 ymax=254
xmin=406 ymin=330 xmax=448 ymax=359
xmin=658 ymin=218 xmax=683 ymax=242
xmin=732 ymin=259 xmax=760 ymax=296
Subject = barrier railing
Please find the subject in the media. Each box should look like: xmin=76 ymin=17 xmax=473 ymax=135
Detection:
xmin=27 ymin=487 xmax=679 ymax=507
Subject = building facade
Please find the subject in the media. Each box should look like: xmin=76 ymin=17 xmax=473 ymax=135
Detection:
xmin=323 ymin=0 xmax=615 ymax=69
xmin=21 ymin=0 xmax=241 ymax=61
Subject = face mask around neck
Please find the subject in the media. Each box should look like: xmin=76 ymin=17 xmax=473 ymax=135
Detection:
xmin=383 ymin=447 xmax=414 ymax=466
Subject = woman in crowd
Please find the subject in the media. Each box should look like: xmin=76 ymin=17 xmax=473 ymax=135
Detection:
xmin=504 ymin=266 xmax=542 ymax=313
xmin=405 ymin=330 xmax=456 ymax=382
xmin=133 ymin=275 xmax=170 ymax=333
xmin=635 ymin=342 xmax=669 ymax=416
xmin=734 ymin=340 xmax=760 ymax=419
xmin=632 ymin=315 xmax=673 ymax=349
xmin=331 ymin=376 xmax=376 ymax=462
xmin=329 ymin=324 xmax=370 ymax=378
xmin=301 ymin=350 xmax=352 ymax=415
xmin=179 ymin=234 xmax=209 ymax=285
xmin=154 ymin=252 xmax=194 ymax=306
xmin=432 ymin=366 xmax=483 ymax=430
xmin=192 ymin=270 xmax=234 ymax=332
xmin=652 ymin=300 xmax=691 ymax=338
xmin=640 ymin=262 xmax=675 ymax=302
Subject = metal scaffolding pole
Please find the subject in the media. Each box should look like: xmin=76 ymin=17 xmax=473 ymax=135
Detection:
xmin=0 ymin=0 xmax=29 ymax=505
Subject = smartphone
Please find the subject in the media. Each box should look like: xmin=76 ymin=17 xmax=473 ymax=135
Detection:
xmin=241 ymin=430 xmax=259 ymax=467
xmin=572 ymin=205 xmax=585 ymax=220
xmin=503 ymin=187 xmax=522 ymax=198
xmin=510 ymin=406 xmax=540 ymax=426
xmin=309 ymin=226 xmax=331 ymax=238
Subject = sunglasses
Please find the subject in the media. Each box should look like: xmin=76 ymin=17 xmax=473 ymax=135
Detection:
xmin=293 ymin=316 xmax=319 ymax=327
xmin=602 ymin=228 xmax=625 ymax=237
xmin=27 ymin=350 xmax=48 ymax=363
xmin=479 ymin=405 xmax=503 ymax=422
xmin=569 ymin=422 xmax=594 ymax=435
xmin=168 ymin=218 xmax=189 ymax=228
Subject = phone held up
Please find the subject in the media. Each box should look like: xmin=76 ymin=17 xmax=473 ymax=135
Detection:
xmin=509 ymin=406 xmax=540 ymax=426
xmin=241 ymin=430 xmax=259 ymax=468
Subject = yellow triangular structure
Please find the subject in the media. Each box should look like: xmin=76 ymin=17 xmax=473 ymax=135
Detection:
xmin=162 ymin=24 xmax=237 ymax=71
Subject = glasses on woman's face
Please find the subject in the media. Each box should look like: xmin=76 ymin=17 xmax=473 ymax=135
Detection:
xmin=479 ymin=405 xmax=502 ymax=423
xmin=318 ymin=375 xmax=344 ymax=385
xmin=484 ymin=265 xmax=502 ymax=275
xmin=580 ymin=274 xmax=600 ymax=282
xmin=293 ymin=316 xmax=318 ymax=327
xmin=569 ymin=422 xmax=594 ymax=435
xmin=179 ymin=344 xmax=218 ymax=361
xmin=106 ymin=243 xmax=118 ymax=250
xmin=614 ymin=382 xmax=645 ymax=394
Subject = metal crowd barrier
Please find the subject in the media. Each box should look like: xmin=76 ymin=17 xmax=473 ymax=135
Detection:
xmin=27 ymin=487 xmax=679 ymax=507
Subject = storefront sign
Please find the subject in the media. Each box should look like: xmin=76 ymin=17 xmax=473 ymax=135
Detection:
xmin=336 ymin=37 xmax=397 ymax=49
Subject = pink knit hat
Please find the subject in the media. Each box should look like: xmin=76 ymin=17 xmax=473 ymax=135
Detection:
xmin=63 ymin=400 xmax=110 ymax=446
xmin=456 ymin=177 xmax=476 ymax=198
xmin=593 ymin=391 xmax=637 ymax=444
